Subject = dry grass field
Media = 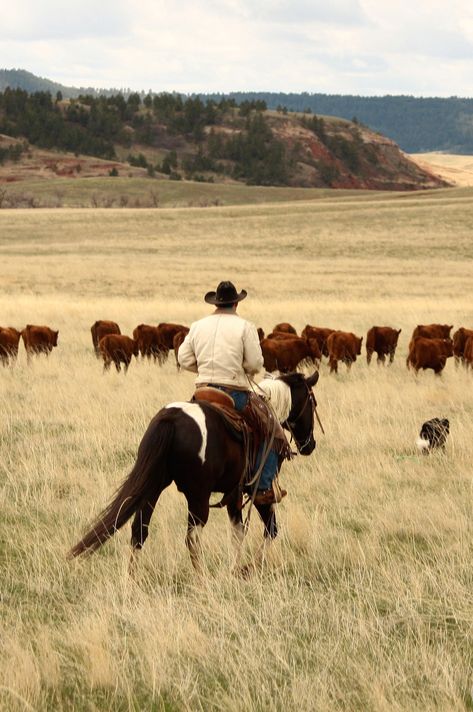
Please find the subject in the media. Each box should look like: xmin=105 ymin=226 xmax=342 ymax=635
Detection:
xmin=409 ymin=153 xmax=473 ymax=188
xmin=1 ymin=187 xmax=473 ymax=711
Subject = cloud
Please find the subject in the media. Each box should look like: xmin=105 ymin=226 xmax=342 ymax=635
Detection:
xmin=2 ymin=0 xmax=131 ymax=40
xmin=224 ymin=0 xmax=367 ymax=25
xmin=361 ymin=0 xmax=473 ymax=60
xmin=2 ymin=0 xmax=473 ymax=96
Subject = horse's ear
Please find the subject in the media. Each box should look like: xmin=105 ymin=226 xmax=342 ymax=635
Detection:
xmin=306 ymin=370 xmax=319 ymax=388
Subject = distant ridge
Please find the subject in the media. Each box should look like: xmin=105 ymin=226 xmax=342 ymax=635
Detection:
xmin=0 ymin=68 xmax=131 ymax=99
xmin=2 ymin=68 xmax=473 ymax=153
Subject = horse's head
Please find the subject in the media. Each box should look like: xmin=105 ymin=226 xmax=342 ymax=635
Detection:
xmin=279 ymin=371 xmax=319 ymax=455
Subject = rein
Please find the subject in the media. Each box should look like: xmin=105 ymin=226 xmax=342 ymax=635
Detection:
xmin=283 ymin=383 xmax=325 ymax=447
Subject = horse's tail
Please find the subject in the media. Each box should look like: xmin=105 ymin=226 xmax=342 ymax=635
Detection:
xmin=69 ymin=410 xmax=175 ymax=557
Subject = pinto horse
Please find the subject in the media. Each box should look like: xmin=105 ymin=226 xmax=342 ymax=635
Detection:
xmin=69 ymin=371 xmax=319 ymax=570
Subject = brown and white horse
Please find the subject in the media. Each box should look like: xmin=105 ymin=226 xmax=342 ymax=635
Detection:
xmin=69 ymin=372 xmax=319 ymax=571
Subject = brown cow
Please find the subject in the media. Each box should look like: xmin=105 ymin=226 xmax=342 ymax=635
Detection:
xmin=155 ymin=322 xmax=188 ymax=363
xmin=99 ymin=334 xmax=139 ymax=373
xmin=452 ymin=327 xmax=473 ymax=366
xmin=156 ymin=323 xmax=189 ymax=348
xmin=301 ymin=325 xmax=335 ymax=358
xmin=411 ymin=323 xmax=453 ymax=340
xmin=0 ymin=327 xmax=21 ymax=366
xmin=463 ymin=336 xmax=473 ymax=369
xmin=267 ymin=331 xmax=298 ymax=340
xmin=21 ymin=325 xmax=59 ymax=363
xmin=266 ymin=331 xmax=322 ymax=361
xmin=261 ymin=336 xmax=319 ymax=373
xmin=91 ymin=320 xmax=121 ymax=357
xmin=366 ymin=326 xmax=402 ymax=365
xmin=133 ymin=324 xmax=167 ymax=363
xmin=327 ymin=331 xmax=363 ymax=373
xmin=173 ymin=328 xmax=190 ymax=369
xmin=408 ymin=324 xmax=453 ymax=369
xmin=272 ymin=322 xmax=297 ymax=335
xmin=407 ymin=337 xmax=453 ymax=374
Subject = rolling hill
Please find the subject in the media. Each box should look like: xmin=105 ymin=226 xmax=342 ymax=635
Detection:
xmin=0 ymin=88 xmax=448 ymax=195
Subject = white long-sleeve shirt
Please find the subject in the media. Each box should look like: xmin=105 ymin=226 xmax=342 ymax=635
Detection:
xmin=178 ymin=311 xmax=264 ymax=389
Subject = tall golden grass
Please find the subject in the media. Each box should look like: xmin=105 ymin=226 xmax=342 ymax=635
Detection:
xmin=1 ymin=190 xmax=473 ymax=710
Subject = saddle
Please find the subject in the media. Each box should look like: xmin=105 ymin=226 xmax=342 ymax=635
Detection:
xmin=192 ymin=387 xmax=246 ymax=439
xmin=193 ymin=386 xmax=235 ymax=410
xmin=192 ymin=386 xmax=291 ymax=508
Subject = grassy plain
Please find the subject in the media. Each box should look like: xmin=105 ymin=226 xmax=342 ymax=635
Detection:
xmin=1 ymin=187 xmax=473 ymax=711
xmin=410 ymin=153 xmax=473 ymax=187
xmin=1 ymin=174 xmax=383 ymax=209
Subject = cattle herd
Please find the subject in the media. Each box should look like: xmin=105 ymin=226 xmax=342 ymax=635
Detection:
xmin=0 ymin=320 xmax=472 ymax=375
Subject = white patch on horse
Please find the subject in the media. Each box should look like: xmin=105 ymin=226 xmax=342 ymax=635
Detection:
xmin=416 ymin=436 xmax=430 ymax=452
xmin=166 ymin=402 xmax=207 ymax=464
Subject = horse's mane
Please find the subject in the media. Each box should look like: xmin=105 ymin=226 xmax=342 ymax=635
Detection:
xmin=257 ymin=375 xmax=293 ymax=422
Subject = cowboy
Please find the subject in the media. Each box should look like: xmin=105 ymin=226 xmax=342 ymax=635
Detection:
xmin=178 ymin=281 xmax=288 ymax=506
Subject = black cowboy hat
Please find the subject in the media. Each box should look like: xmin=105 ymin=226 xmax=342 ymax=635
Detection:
xmin=204 ymin=281 xmax=247 ymax=306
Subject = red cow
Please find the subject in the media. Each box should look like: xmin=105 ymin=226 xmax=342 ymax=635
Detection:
xmin=0 ymin=327 xmax=21 ymax=366
xmin=327 ymin=331 xmax=363 ymax=373
xmin=99 ymin=334 xmax=139 ymax=373
xmin=267 ymin=331 xmax=298 ymax=340
xmin=266 ymin=331 xmax=322 ymax=361
xmin=91 ymin=320 xmax=121 ymax=357
xmin=366 ymin=326 xmax=402 ymax=365
xmin=261 ymin=336 xmax=319 ymax=373
xmin=156 ymin=323 xmax=189 ymax=349
xmin=464 ymin=336 xmax=473 ymax=369
xmin=133 ymin=324 xmax=167 ymax=363
xmin=21 ymin=325 xmax=59 ymax=363
xmin=407 ymin=337 xmax=453 ymax=374
xmin=452 ymin=327 xmax=473 ymax=365
xmin=301 ymin=325 xmax=335 ymax=358
xmin=411 ymin=324 xmax=453 ymax=340
xmin=173 ymin=328 xmax=190 ymax=369
xmin=155 ymin=322 xmax=189 ymax=364
xmin=272 ymin=322 xmax=297 ymax=335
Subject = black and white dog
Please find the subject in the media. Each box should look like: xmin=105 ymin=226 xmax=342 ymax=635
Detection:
xmin=416 ymin=418 xmax=450 ymax=453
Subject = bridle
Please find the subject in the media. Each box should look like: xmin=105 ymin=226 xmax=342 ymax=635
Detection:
xmin=248 ymin=373 xmax=325 ymax=450
xmin=283 ymin=382 xmax=323 ymax=452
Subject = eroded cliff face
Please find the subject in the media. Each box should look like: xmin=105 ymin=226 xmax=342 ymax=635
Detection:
xmin=267 ymin=114 xmax=449 ymax=190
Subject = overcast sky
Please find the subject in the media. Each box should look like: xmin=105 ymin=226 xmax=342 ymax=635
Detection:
xmin=2 ymin=0 xmax=473 ymax=96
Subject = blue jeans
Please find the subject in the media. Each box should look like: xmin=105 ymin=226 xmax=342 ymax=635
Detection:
xmin=214 ymin=387 xmax=279 ymax=491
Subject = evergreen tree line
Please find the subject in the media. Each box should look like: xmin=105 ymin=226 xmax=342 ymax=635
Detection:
xmin=0 ymin=87 xmax=289 ymax=185
xmin=0 ymin=89 xmax=116 ymax=158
